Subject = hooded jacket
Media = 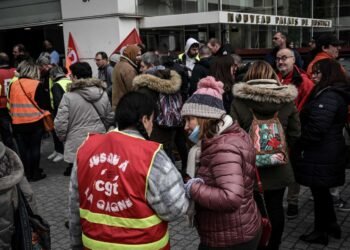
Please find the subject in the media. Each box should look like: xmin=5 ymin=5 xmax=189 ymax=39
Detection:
xmin=231 ymin=79 xmax=301 ymax=190
xmin=178 ymin=38 xmax=200 ymax=71
xmin=132 ymin=70 xmax=182 ymax=149
xmin=112 ymin=45 xmax=140 ymax=110
xmin=190 ymin=116 xmax=261 ymax=247
xmin=54 ymin=78 xmax=114 ymax=163
xmin=0 ymin=143 xmax=36 ymax=249
xmin=294 ymin=84 xmax=350 ymax=188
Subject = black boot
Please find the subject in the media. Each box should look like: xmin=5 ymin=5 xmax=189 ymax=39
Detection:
xmin=327 ymin=223 xmax=341 ymax=239
xmin=299 ymin=231 xmax=328 ymax=245
xmin=63 ymin=165 xmax=73 ymax=176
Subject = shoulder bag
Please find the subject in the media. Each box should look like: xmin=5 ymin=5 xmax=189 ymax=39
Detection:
xmin=18 ymin=80 xmax=54 ymax=132
xmin=78 ymin=92 xmax=110 ymax=131
xmin=13 ymin=185 xmax=51 ymax=250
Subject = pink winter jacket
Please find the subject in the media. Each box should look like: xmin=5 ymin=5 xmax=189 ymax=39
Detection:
xmin=190 ymin=121 xmax=261 ymax=247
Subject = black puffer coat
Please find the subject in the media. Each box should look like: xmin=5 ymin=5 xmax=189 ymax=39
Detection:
xmin=294 ymin=84 xmax=350 ymax=188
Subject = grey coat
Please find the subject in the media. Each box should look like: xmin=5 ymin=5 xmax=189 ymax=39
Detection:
xmin=0 ymin=143 xmax=37 ymax=249
xmin=54 ymin=78 xmax=115 ymax=163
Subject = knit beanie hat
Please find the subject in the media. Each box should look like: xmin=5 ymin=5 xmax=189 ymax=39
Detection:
xmin=181 ymin=76 xmax=226 ymax=119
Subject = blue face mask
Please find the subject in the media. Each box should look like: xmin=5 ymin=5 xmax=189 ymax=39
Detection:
xmin=188 ymin=125 xmax=200 ymax=144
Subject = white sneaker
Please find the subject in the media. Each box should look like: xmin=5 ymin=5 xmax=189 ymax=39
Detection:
xmin=52 ymin=153 xmax=64 ymax=162
xmin=47 ymin=151 xmax=57 ymax=160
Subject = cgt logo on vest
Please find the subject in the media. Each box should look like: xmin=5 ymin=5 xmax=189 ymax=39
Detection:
xmin=84 ymin=152 xmax=134 ymax=213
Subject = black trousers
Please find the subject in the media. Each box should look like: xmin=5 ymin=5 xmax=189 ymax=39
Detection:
xmin=310 ymin=187 xmax=337 ymax=232
xmin=256 ymin=188 xmax=286 ymax=250
xmin=14 ymin=126 xmax=43 ymax=178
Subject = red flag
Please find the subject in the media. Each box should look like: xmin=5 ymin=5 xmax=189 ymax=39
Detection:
xmin=66 ymin=32 xmax=80 ymax=74
xmin=112 ymin=28 xmax=142 ymax=55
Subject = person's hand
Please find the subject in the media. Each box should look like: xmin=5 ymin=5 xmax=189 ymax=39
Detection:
xmin=184 ymin=178 xmax=204 ymax=198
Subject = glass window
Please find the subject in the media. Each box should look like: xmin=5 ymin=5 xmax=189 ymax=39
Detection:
xmin=138 ymin=0 xmax=220 ymax=15
xmin=222 ymin=0 xmax=274 ymax=15
xmin=277 ymin=0 xmax=311 ymax=18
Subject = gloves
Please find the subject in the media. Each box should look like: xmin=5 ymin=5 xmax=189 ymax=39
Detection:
xmin=184 ymin=178 xmax=204 ymax=199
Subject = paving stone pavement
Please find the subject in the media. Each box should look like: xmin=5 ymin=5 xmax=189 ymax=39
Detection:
xmin=31 ymin=136 xmax=350 ymax=249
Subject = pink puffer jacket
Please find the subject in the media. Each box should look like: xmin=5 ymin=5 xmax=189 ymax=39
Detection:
xmin=190 ymin=121 xmax=261 ymax=247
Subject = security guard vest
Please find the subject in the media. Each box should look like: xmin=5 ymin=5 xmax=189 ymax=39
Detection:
xmin=0 ymin=68 xmax=15 ymax=109
xmin=9 ymin=78 xmax=44 ymax=124
xmin=50 ymin=78 xmax=71 ymax=109
xmin=76 ymin=131 xmax=170 ymax=250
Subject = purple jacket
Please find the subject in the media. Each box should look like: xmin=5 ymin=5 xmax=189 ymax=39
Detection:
xmin=190 ymin=121 xmax=261 ymax=247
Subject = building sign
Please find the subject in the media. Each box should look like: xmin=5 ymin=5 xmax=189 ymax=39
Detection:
xmin=224 ymin=12 xmax=332 ymax=28
xmin=141 ymin=11 xmax=333 ymax=29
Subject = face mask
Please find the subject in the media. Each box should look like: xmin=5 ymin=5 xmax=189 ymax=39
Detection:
xmin=188 ymin=125 xmax=200 ymax=144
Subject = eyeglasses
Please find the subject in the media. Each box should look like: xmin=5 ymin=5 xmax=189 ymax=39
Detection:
xmin=275 ymin=56 xmax=294 ymax=62
xmin=272 ymin=37 xmax=279 ymax=40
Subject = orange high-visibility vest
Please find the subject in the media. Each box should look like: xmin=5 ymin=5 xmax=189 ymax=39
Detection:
xmin=0 ymin=68 xmax=15 ymax=109
xmin=9 ymin=78 xmax=43 ymax=124
xmin=76 ymin=131 xmax=170 ymax=250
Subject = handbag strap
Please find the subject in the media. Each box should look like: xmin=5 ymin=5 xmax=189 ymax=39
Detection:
xmin=254 ymin=166 xmax=270 ymax=219
xmin=16 ymin=184 xmax=34 ymax=216
xmin=18 ymin=79 xmax=44 ymax=115
xmin=78 ymin=91 xmax=107 ymax=128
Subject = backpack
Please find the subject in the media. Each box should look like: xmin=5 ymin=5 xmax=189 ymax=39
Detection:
xmin=156 ymin=92 xmax=183 ymax=127
xmin=249 ymin=111 xmax=288 ymax=168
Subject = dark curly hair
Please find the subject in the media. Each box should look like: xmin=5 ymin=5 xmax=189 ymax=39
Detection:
xmin=115 ymin=92 xmax=156 ymax=139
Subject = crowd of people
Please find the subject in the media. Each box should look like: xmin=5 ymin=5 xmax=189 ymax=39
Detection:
xmin=0 ymin=31 xmax=349 ymax=250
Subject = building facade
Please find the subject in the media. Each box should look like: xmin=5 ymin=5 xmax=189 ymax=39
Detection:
xmin=0 ymin=0 xmax=348 ymax=70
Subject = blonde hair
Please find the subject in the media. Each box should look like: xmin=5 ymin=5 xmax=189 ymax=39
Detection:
xmin=17 ymin=61 xmax=40 ymax=80
xmin=243 ymin=60 xmax=279 ymax=82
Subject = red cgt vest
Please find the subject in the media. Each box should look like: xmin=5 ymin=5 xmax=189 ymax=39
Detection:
xmin=76 ymin=130 xmax=170 ymax=250
xmin=0 ymin=68 xmax=15 ymax=109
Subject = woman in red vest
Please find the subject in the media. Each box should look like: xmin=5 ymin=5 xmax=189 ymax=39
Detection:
xmin=9 ymin=61 xmax=48 ymax=181
xmin=69 ymin=91 xmax=189 ymax=249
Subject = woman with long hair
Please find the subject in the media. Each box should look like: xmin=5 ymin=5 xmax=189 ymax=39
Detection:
xmin=209 ymin=55 xmax=236 ymax=113
xmin=230 ymin=60 xmax=300 ymax=250
xmin=182 ymin=76 xmax=261 ymax=249
xmin=294 ymin=58 xmax=350 ymax=245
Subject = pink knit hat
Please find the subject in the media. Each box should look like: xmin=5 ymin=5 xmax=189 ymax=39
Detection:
xmin=181 ymin=76 xmax=226 ymax=119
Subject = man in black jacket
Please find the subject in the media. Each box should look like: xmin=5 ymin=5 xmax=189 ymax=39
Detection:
xmin=189 ymin=45 xmax=212 ymax=96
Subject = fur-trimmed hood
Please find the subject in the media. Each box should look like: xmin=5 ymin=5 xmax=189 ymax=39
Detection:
xmin=0 ymin=146 xmax=24 ymax=192
xmin=233 ymin=79 xmax=298 ymax=104
xmin=68 ymin=78 xmax=107 ymax=102
xmin=132 ymin=70 xmax=182 ymax=94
